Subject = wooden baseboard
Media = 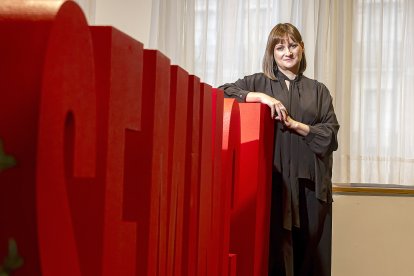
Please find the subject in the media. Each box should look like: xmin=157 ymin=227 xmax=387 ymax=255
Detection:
xmin=333 ymin=185 xmax=414 ymax=196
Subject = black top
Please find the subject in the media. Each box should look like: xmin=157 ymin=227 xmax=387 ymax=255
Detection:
xmin=218 ymin=72 xmax=339 ymax=230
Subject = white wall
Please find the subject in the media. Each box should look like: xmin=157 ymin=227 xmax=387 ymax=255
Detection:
xmin=94 ymin=0 xmax=152 ymax=47
xmin=332 ymin=194 xmax=414 ymax=276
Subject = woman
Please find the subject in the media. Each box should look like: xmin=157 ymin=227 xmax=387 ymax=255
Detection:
xmin=219 ymin=23 xmax=339 ymax=276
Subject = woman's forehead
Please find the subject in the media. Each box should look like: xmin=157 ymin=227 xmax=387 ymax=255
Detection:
xmin=275 ymin=35 xmax=297 ymax=44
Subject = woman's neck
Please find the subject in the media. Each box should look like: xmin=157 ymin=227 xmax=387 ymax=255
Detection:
xmin=278 ymin=67 xmax=298 ymax=80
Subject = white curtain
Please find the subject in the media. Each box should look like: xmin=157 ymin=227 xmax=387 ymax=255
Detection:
xmin=350 ymin=0 xmax=414 ymax=186
xmin=151 ymin=0 xmax=414 ymax=187
xmin=150 ymin=0 xmax=319 ymax=86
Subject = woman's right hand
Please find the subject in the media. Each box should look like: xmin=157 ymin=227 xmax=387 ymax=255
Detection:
xmin=245 ymin=92 xmax=288 ymax=121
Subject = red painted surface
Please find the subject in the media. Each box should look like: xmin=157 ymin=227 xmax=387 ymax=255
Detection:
xmin=36 ymin=2 xmax=96 ymax=275
xmin=221 ymin=98 xmax=241 ymax=276
xmin=209 ymin=88 xmax=224 ymax=276
xmin=229 ymin=254 xmax=238 ymax=276
xmin=90 ymin=26 xmax=143 ymax=276
xmin=182 ymin=75 xmax=202 ymax=276
xmin=230 ymin=104 xmax=274 ymax=276
xmin=0 ymin=1 xmax=65 ymax=275
xmin=132 ymin=49 xmax=171 ymax=276
xmin=197 ymin=83 xmax=213 ymax=276
xmin=0 ymin=2 xmax=275 ymax=276
xmin=167 ymin=65 xmax=189 ymax=276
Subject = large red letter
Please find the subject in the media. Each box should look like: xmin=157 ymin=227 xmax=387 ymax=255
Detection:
xmin=124 ymin=50 xmax=171 ymax=276
xmin=197 ymin=83 xmax=214 ymax=276
xmin=36 ymin=2 xmax=96 ymax=275
xmin=221 ymin=98 xmax=241 ymax=276
xmin=0 ymin=1 xmax=76 ymax=275
xmin=231 ymin=103 xmax=274 ymax=276
xmin=209 ymin=88 xmax=225 ymax=276
xmin=90 ymin=26 xmax=143 ymax=276
xmin=166 ymin=65 xmax=190 ymax=276
xmin=182 ymin=75 xmax=202 ymax=276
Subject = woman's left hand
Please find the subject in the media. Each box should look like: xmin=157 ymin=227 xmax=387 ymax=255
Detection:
xmin=283 ymin=116 xmax=310 ymax=136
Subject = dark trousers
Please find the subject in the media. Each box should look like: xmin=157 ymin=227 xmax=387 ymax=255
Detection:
xmin=268 ymin=178 xmax=332 ymax=276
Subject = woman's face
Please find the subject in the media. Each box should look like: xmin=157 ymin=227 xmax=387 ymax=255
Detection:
xmin=273 ymin=35 xmax=304 ymax=74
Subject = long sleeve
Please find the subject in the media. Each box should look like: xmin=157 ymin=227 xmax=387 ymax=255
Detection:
xmin=218 ymin=73 xmax=264 ymax=102
xmin=303 ymin=83 xmax=339 ymax=158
